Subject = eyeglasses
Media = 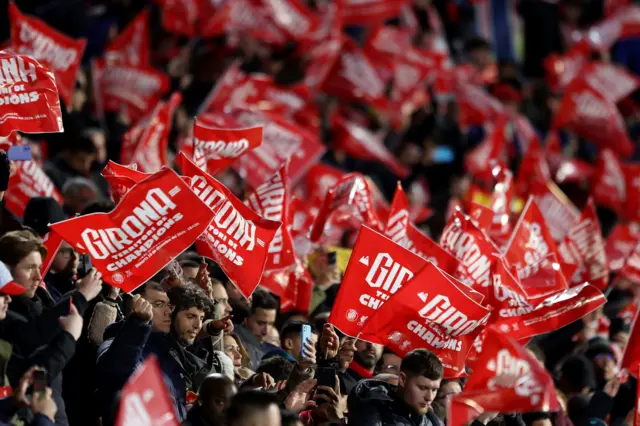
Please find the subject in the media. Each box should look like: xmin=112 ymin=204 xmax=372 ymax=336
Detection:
xmin=594 ymin=353 xmax=615 ymax=362
xmin=150 ymin=301 xmax=175 ymax=312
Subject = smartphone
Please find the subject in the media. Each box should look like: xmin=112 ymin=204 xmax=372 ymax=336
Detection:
xmin=32 ymin=369 xmax=47 ymax=394
xmin=316 ymin=367 xmax=337 ymax=391
xmin=76 ymin=254 xmax=93 ymax=279
xmin=327 ymin=251 xmax=337 ymax=266
xmin=432 ymin=146 xmax=455 ymax=164
xmin=7 ymin=145 xmax=31 ymax=161
xmin=301 ymin=324 xmax=312 ymax=359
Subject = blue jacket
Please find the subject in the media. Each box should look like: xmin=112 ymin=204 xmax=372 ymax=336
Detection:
xmin=96 ymin=316 xmax=213 ymax=425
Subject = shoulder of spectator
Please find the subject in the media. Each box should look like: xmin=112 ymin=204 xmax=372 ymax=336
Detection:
xmin=29 ymin=414 xmax=55 ymax=426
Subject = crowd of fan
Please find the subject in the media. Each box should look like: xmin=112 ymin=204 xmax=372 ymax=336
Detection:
xmin=0 ymin=0 xmax=639 ymax=425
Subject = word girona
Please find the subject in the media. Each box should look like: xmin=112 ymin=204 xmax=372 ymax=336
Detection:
xmin=440 ymin=225 xmax=492 ymax=287
xmin=194 ymin=137 xmax=249 ymax=159
xmin=191 ymin=176 xmax=256 ymax=262
xmin=490 ymin=349 xmax=542 ymax=397
xmin=81 ymin=188 xmax=180 ymax=265
xmin=523 ymin=222 xmax=550 ymax=265
xmin=18 ymin=23 xmax=77 ymax=72
xmin=360 ymin=253 xmax=413 ymax=309
xmin=0 ymin=57 xmax=37 ymax=84
xmin=249 ymin=173 xmax=285 ymax=257
xmin=418 ymin=294 xmax=489 ymax=337
xmin=103 ymin=66 xmax=162 ymax=96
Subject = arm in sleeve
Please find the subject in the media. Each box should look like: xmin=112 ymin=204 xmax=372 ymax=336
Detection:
xmin=346 ymin=401 xmax=382 ymax=426
xmin=87 ymin=302 xmax=118 ymax=346
xmin=28 ymin=414 xmax=54 ymax=426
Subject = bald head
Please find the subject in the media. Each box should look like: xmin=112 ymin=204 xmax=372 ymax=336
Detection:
xmin=198 ymin=374 xmax=237 ymax=424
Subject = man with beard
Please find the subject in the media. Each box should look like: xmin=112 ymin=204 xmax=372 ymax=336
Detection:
xmin=341 ymin=339 xmax=384 ymax=394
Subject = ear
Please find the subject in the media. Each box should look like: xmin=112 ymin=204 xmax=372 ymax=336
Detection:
xmin=398 ymin=371 xmax=407 ymax=387
xmin=283 ymin=338 xmax=293 ymax=350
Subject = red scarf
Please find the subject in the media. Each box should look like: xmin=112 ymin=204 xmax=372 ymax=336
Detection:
xmin=348 ymin=361 xmax=374 ymax=379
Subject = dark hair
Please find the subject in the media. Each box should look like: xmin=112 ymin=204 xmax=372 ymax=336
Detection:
xmin=281 ymin=409 xmax=301 ymax=426
xmin=464 ymin=37 xmax=491 ymax=54
xmin=167 ymin=285 xmax=213 ymax=317
xmin=65 ymin=134 xmax=98 ymax=155
xmin=133 ymin=280 xmax=165 ymax=296
xmin=0 ymin=230 xmax=47 ymax=267
xmin=400 ymin=349 xmax=444 ymax=381
xmin=82 ymin=200 xmax=115 ymax=215
xmin=227 ymin=390 xmax=279 ymax=426
xmin=280 ymin=320 xmax=315 ymax=342
xmin=251 ymin=289 xmax=278 ymax=315
xmin=522 ymin=412 xmax=553 ymax=426
xmin=256 ymin=356 xmax=294 ymax=381
xmin=557 ymin=355 xmax=596 ymax=393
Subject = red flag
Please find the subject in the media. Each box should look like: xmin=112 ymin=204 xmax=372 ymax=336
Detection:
xmin=339 ymin=0 xmax=410 ymax=25
xmin=360 ymin=261 xmax=492 ymax=378
xmin=591 ymin=148 xmax=627 ymax=213
xmin=515 ymin=137 xmax=550 ymax=197
xmin=177 ymin=152 xmax=281 ymax=299
xmin=101 ymin=161 xmax=150 ymax=204
xmin=263 ymin=0 xmax=322 ymax=41
xmin=448 ymin=327 xmax=560 ymax=426
xmin=115 ymin=356 xmax=180 ymax=426
xmin=8 ymin=2 xmax=87 ymax=107
xmin=516 ymin=253 xmax=571 ymax=301
xmin=622 ymin=305 xmax=640 ymax=377
xmin=464 ymin=116 xmax=509 ymax=180
xmin=332 ymin=116 xmax=409 ymax=178
xmin=159 ymin=0 xmax=198 ymax=37
xmin=4 ymin=160 xmax=63 ymax=218
xmin=130 ymin=93 xmax=182 ymax=173
xmin=385 ymin=183 xmax=459 ymax=274
xmin=40 ymin=231 xmax=64 ymax=279
xmin=328 ymin=226 xmax=428 ymax=339
xmin=0 ymin=51 xmax=63 ymax=137
xmin=623 ymin=163 xmax=640 ymax=222
xmin=530 ymin=180 xmax=580 ymax=242
xmin=557 ymin=199 xmax=609 ymax=290
xmin=621 ymin=242 xmax=640 ymax=285
xmin=605 ymin=223 xmax=640 ymax=271
xmin=92 ymin=59 xmax=170 ymax=120
xmin=310 ymin=173 xmax=383 ymax=242
xmin=192 ymin=121 xmax=263 ymax=175
xmin=50 ymin=168 xmax=214 ymax=293
xmin=439 ymin=209 xmax=500 ymax=293
xmin=492 ymin=283 xmax=606 ymax=340
xmin=304 ymin=37 xmax=343 ymax=90
xmin=302 ymin=163 xmax=345 ymax=204
xmin=246 ymin=163 xmax=295 ymax=271
xmin=104 ymin=9 xmax=150 ymax=67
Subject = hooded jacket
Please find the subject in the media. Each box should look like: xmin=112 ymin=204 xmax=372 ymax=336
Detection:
xmin=347 ymin=379 xmax=444 ymax=426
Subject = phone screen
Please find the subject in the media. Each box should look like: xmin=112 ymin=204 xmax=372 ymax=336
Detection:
xmin=301 ymin=324 xmax=312 ymax=359
xmin=316 ymin=367 xmax=337 ymax=391
xmin=432 ymin=146 xmax=455 ymax=164
xmin=32 ymin=370 xmax=47 ymax=394
xmin=327 ymin=251 xmax=337 ymax=266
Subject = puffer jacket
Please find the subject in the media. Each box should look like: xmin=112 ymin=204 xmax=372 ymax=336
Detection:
xmin=347 ymin=379 xmax=445 ymax=426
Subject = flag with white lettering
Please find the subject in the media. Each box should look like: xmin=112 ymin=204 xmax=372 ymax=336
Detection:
xmin=192 ymin=121 xmax=263 ymax=175
xmin=4 ymin=160 xmax=63 ymax=218
xmin=0 ymin=51 xmax=63 ymax=137
xmin=101 ymin=161 xmax=150 ymax=204
xmin=50 ymin=168 xmax=215 ymax=293
xmin=104 ymin=9 xmax=150 ymax=67
xmin=529 ymin=180 xmax=580 ymax=242
xmin=130 ymin=92 xmax=182 ymax=173
xmin=385 ymin=182 xmax=459 ymax=274
xmin=621 ymin=242 xmax=640 ymax=285
xmin=605 ymin=223 xmax=640 ymax=271
xmin=246 ymin=163 xmax=295 ymax=271
xmin=516 ymin=253 xmax=571 ymax=302
xmin=591 ymin=148 xmax=627 ymax=213
xmin=177 ymin=152 xmax=282 ymax=299
xmin=328 ymin=226 xmax=428 ymax=340
xmin=8 ymin=2 xmax=87 ymax=107
xmin=622 ymin=305 xmax=640 ymax=377
xmin=448 ymin=327 xmax=560 ymax=426
xmin=115 ymin=356 xmax=180 ymax=426
xmin=360 ymin=261 xmax=492 ymax=378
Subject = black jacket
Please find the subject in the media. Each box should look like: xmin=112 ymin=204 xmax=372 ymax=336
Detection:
xmin=347 ymin=379 xmax=445 ymax=426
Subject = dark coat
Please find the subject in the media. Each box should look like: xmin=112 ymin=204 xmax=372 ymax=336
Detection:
xmin=347 ymin=379 xmax=445 ymax=426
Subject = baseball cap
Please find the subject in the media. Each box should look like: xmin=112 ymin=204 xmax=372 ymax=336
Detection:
xmin=0 ymin=262 xmax=25 ymax=296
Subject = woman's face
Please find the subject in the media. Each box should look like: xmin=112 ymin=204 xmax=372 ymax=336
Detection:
xmin=224 ymin=335 xmax=242 ymax=368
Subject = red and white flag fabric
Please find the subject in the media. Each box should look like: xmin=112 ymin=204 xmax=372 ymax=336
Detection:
xmin=130 ymin=93 xmax=182 ymax=173
xmin=101 ymin=161 xmax=150 ymax=204
xmin=530 ymin=180 xmax=580 ymax=242
xmin=0 ymin=51 xmax=63 ymax=137
xmin=104 ymin=9 xmax=150 ymax=67
xmin=384 ymin=182 xmax=459 ymax=274
xmin=328 ymin=226 xmax=428 ymax=339
xmin=605 ymin=223 xmax=640 ymax=271
xmin=621 ymin=305 xmax=640 ymax=377
xmin=191 ymin=120 xmax=263 ymax=175
xmin=360 ymin=261 xmax=492 ymax=378
xmin=40 ymin=231 xmax=64 ymax=280
xmin=115 ymin=356 xmax=180 ymax=426
xmin=8 ymin=2 xmax=87 ymax=107
xmin=448 ymin=327 xmax=560 ymax=426
xmin=246 ymin=163 xmax=296 ymax=271
xmin=591 ymin=148 xmax=627 ymax=213
xmin=339 ymin=0 xmax=411 ymax=25
xmin=621 ymin=242 xmax=640 ymax=285
xmin=557 ymin=199 xmax=609 ymax=290
xmin=4 ymin=160 xmax=63 ymax=218
xmin=176 ymin=152 xmax=281 ymax=299
xmin=50 ymin=168 xmax=214 ymax=293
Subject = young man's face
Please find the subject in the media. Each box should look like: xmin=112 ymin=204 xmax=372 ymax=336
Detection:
xmin=211 ymin=283 xmax=232 ymax=318
xmin=143 ymin=288 xmax=173 ymax=333
xmin=67 ymin=151 xmax=96 ymax=176
xmin=400 ymin=373 xmax=441 ymax=416
xmin=12 ymin=251 xmax=43 ymax=299
xmin=246 ymin=308 xmax=276 ymax=343
xmin=52 ymin=243 xmax=78 ymax=276
xmin=0 ymin=294 xmax=11 ymax=320
xmin=173 ymin=307 xmax=205 ymax=346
